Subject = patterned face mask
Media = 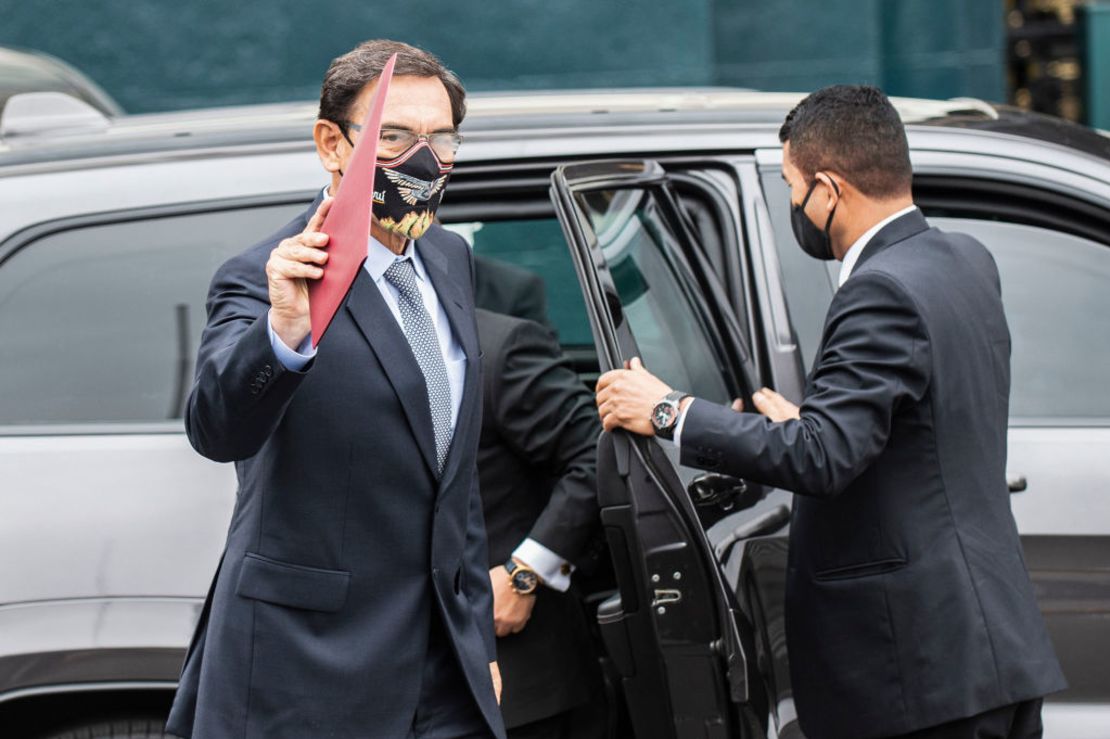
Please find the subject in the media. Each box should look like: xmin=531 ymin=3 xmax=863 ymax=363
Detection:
xmin=371 ymin=142 xmax=453 ymax=240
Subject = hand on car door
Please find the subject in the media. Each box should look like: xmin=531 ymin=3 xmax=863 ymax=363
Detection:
xmin=734 ymin=387 xmax=801 ymax=422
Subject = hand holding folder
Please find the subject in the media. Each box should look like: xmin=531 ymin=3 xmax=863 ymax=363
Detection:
xmin=306 ymin=53 xmax=398 ymax=348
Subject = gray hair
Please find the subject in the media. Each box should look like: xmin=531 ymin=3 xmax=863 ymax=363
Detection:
xmin=318 ymin=39 xmax=467 ymax=131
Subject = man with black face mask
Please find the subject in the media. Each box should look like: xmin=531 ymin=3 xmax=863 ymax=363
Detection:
xmin=595 ymin=85 xmax=1065 ymax=739
xmin=167 ymin=40 xmax=505 ymax=739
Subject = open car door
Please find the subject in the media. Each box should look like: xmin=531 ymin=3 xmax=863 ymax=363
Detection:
xmin=550 ymin=160 xmax=788 ymax=738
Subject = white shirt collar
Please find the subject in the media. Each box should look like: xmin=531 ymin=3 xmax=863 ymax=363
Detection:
xmin=364 ymin=235 xmax=422 ymax=283
xmin=838 ymin=205 xmax=919 ymax=287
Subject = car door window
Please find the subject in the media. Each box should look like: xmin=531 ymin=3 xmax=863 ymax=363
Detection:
xmin=928 ymin=217 xmax=1110 ymax=421
xmin=553 ymin=162 xmax=761 ymax=737
xmin=0 ymin=203 xmax=306 ymax=426
xmin=575 ymin=188 xmax=737 ymax=407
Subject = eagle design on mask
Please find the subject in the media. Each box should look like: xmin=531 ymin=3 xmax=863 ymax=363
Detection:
xmin=382 ymin=168 xmax=449 ymax=205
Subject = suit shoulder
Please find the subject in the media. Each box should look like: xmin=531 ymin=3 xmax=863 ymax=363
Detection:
xmin=834 ymin=266 xmax=918 ymax=313
xmin=476 ymin=308 xmax=554 ymax=351
xmin=864 ymin=226 xmax=1000 ymax=300
xmin=475 ymin=308 xmax=519 ymax=347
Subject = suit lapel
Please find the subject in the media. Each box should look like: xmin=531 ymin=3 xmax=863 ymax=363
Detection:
xmin=415 ymin=235 xmax=479 ymax=488
xmin=344 ymin=269 xmax=440 ymax=477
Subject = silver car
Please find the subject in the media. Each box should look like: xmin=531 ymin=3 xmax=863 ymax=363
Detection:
xmin=1 ymin=89 xmax=1107 ymax=739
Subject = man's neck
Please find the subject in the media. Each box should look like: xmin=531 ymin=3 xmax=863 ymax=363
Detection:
xmin=371 ymin=224 xmax=409 ymax=255
xmin=834 ymin=197 xmax=915 ymax=261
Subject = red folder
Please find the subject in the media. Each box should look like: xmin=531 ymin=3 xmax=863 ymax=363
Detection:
xmin=308 ymin=52 xmax=398 ymax=348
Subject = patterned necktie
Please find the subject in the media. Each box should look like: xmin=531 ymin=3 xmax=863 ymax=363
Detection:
xmin=383 ymin=258 xmax=453 ymax=474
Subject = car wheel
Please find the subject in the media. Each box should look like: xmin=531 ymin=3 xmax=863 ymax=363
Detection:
xmin=41 ymin=717 xmax=173 ymax=739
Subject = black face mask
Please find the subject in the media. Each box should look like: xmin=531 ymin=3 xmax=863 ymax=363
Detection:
xmin=340 ymin=134 xmax=453 ymax=240
xmin=790 ymin=177 xmax=840 ymax=261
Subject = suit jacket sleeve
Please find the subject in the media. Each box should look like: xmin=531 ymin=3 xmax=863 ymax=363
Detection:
xmin=680 ymin=270 xmax=931 ymax=498
xmin=184 ymin=250 xmax=311 ymax=463
xmin=489 ymin=319 xmax=601 ymax=564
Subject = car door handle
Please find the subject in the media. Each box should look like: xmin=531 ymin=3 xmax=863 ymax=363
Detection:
xmin=1007 ymin=473 xmax=1027 ymax=493
xmin=687 ymin=472 xmax=751 ymax=509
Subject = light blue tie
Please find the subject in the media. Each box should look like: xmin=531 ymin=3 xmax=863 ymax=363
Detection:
xmin=383 ymin=258 xmax=453 ymax=474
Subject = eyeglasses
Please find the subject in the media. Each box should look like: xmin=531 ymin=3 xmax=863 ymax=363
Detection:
xmin=343 ymin=122 xmax=463 ymax=161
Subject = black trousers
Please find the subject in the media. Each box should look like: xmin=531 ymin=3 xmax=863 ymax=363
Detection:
xmin=408 ymin=612 xmax=493 ymax=739
xmin=891 ymin=699 xmax=1043 ymax=739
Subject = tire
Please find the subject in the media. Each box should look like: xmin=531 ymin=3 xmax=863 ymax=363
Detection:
xmin=41 ymin=718 xmax=173 ymax=739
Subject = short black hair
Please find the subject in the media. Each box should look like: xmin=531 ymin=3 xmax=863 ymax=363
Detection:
xmin=779 ymin=85 xmax=912 ymax=199
xmin=318 ymin=40 xmax=466 ymax=133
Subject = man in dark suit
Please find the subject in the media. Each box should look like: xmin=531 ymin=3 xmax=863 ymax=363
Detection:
xmin=595 ymin=85 xmax=1065 ymax=739
xmin=474 ymin=255 xmax=551 ymax=330
xmin=166 ymin=40 xmax=504 ymax=739
xmin=474 ymin=307 xmax=605 ymax=738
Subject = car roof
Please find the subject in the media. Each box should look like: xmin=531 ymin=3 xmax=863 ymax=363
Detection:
xmin=1 ymin=87 xmax=1108 ymax=169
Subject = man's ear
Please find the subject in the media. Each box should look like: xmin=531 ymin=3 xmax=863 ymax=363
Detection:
xmin=314 ymin=120 xmax=345 ymax=174
xmin=815 ymin=171 xmax=842 ymax=212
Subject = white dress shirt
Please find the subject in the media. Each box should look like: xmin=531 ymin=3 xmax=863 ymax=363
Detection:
xmin=673 ymin=204 xmax=920 ymax=447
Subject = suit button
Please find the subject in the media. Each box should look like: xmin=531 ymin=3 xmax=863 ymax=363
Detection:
xmin=263 ymin=364 xmax=273 ymax=377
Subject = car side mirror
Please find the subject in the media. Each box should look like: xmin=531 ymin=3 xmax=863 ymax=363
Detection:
xmin=687 ymin=472 xmax=762 ymax=511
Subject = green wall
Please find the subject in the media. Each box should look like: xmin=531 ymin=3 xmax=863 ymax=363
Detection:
xmin=0 ymin=0 xmax=1004 ymax=114
xmin=1085 ymin=2 xmax=1110 ymax=129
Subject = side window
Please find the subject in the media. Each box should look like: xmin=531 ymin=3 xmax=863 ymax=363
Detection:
xmin=575 ymin=188 xmax=738 ymax=407
xmin=0 ymin=203 xmax=306 ymax=426
xmin=928 ymin=217 xmax=1110 ymax=420
xmin=758 ymin=168 xmax=836 ymax=372
xmin=442 ymin=218 xmax=593 ymax=348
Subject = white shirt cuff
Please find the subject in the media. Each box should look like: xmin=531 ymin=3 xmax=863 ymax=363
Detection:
xmin=513 ymin=538 xmax=573 ymax=592
xmin=673 ymin=398 xmax=695 ymax=448
xmin=267 ymin=310 xmax=316 ymax=371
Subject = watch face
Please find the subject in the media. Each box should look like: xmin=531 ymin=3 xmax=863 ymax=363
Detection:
xmin=652 ymin=401 xmax=677 ymax=430
xmin=511 ymin=568 xmax=539 ymax=594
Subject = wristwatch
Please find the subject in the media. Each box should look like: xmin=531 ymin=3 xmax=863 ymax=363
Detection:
xmin=504 ymin=559 xmax=539 ymax=595
xmin=651 ymin=390 xmax=691 ymax=441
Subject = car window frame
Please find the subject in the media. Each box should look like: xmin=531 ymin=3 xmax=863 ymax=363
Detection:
xmin=0 ymin=191 xmax=317 ymax=437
